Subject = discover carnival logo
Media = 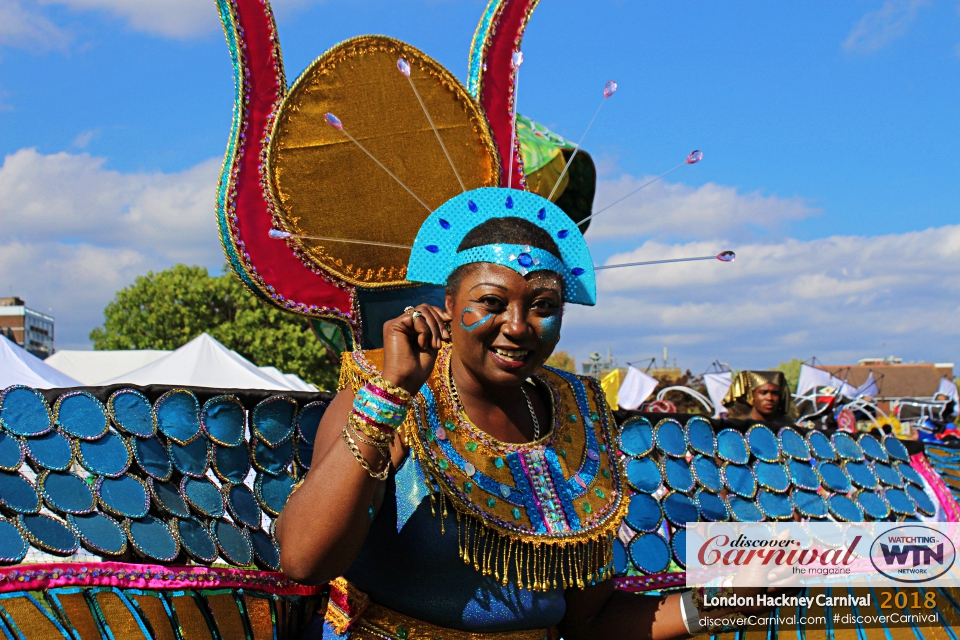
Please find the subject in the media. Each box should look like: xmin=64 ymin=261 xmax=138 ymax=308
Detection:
xmin=696 ymin=533 xmax=861 ymax=577
xmin=869 ymin=526 xmax=956 ymax=584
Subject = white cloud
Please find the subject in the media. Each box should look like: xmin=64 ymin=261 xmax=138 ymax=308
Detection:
xmin=587 ymin=175 xmax=818 ymax=242
xmin=0 ymin=148 xmax=223 ymax=348
xmin=560 ymin=226 xmax=960 ymax=371
xmin=843 ymin=0 xmax=929 ymax=54
xmin=36 ymin=0 xmax=220 ymax=39
xmin=0 ymin=0 xmax=70 ymax=50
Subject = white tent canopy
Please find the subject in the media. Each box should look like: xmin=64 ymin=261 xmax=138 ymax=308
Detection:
xmin=45 ymin=349 xmax=171 ymax=385
xmin=101 ymin=333 xmax=314 ymax=390
xmin=0 ymin=335 xmax=81 ymax=389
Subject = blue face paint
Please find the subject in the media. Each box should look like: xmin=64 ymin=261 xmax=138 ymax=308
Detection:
xmin=539 ymin=314 xmax=561 ymax=343
xmin=460 ymin=307 xmax=492 ymax=332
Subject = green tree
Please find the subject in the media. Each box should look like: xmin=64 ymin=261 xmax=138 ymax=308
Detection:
xmin=774 ymin=358 xmax=803 ymax=394
xmin=90 ymin=264 xmax=338 ymax=389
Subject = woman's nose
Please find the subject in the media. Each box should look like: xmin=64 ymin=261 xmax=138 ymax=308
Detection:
xmin=499 ymin=306 xmax=530 ymax=339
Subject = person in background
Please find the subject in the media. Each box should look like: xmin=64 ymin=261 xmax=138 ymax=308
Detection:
xmin=721 ymin=371 xmax=798 ymax=425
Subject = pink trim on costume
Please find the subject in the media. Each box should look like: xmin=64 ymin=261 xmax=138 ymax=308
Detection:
xmin=615 ymin=572 xmax=686 ymax=592
xmin=911 ymin=452 xmax=960 ymax=522
xmin=0 ymin=561 xmax=326 ymax=596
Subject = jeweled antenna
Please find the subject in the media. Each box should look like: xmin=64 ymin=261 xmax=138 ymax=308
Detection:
xmin=324 ymin=112 xmax=432 ymax=212
xmin=268 ymin=228 xmax=411 ymax=250
xmin=546 ymin=80 xmax=618 ymax=201
xmin=507 ymin=51 xmax=524 ymax=190
xmin=397 ymin=58 xmax=466 ymax=192
xmin=594 ymin=250 xmax=734 ymax=271
xmin=578 ymin=150 xmax=702 ymax=228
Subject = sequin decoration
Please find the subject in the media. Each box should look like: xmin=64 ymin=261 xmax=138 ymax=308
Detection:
xmin=0 ymin=472 xmax=40 ymax=514
xmin=39 ymin=471 xmax=95 ymax=515
xmin=149 ymin=479 xmax=191 ymax=518
xmin=619 ymin=417 xmax=654 ymax=457
xmin=77 ymin=431 xmax=131 ymax=477
xmin=19 ymin=514 xmax=79 ymax=556
xmin=628 ymin=533 xmax=670 ymax=574
xmin=214 ymin=520 xmax=253 ymax=566
xmin=127 ymin=516 xmax=179 ymax=562
xmin=250 ymin=528 xmax=282 ymax=572
xmin=68 ymin=512 xmax=127 ymax=556
xmin=0 ymin=518 xmax=28 ymax=563
xmin=54 ymin=391 xmax=109 ymax=440
xmin=0 ymin=386 xmax=53 ymax=437
xmin=255 ymin=474 xmax=295 ymax=517
xmin=154 ymin=389 xmax=201 ymax=445
xmin=24 ymin=430 xmax=73 ymax=471
xmin=132 ymin=436 xmax=173 ymax=482
xmin=107 ymin=389 xmax=156 ymax=437
xmin=96 ymin=474 xmax=150 ymax=519
xmin=227 ymin=484 xmax=264 ymax=528
xmin=182 ymin=477 xmax=226 ymax=518
xmin=252 ymin=396 xmax=297 ymax=447
xmin=176 ymin=517 xmax=218 ymax=564
xmin=654 ymin=419 xmax=687 ymax=457
xmin=201 ymin=396 xmax=246 ymax=447
xmin=213 ymin=442 xmax=252 ymax=485
xmin=168 ymin=437 xmax=210 ymax=479
xmin=0 ymin=432 xmax=23 ymax=471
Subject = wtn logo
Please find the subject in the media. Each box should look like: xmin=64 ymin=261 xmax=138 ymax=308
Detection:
xmin=870 ymin=526 xmax=956 ymax=584
xmin=879 ymin=542 xmax=945 ymax=566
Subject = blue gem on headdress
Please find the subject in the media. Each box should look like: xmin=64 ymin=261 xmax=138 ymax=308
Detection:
xmin=572 ymin=267 xmax=585 ymax=276
xmin=438 ymin=219 xmax=450 ymax=229
xmin=517 ymin=253 xmax=534 ymax=268
xmin=537 ymin=208 xmax=546 ymax=220
xmin=425 ymin=245 xmax=439 ymax=253
xmin=468 ymin=201 xmax=478 ymax=212
xmin=505 ymin=196 xmax=514 ymax=208
xmin=557 ymin=230 xmax=569 ymax=238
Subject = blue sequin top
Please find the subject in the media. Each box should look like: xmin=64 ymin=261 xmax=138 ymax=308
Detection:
xmin=343 ymin=455 xmax=567 ymax=632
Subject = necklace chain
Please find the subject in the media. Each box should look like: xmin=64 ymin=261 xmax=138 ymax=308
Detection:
xmin=448 ymin=366 xmax=543 ymax=442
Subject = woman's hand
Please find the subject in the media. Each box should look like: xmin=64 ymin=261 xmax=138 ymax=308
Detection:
xmin=381 ymin=304 xmax=451 ymax=396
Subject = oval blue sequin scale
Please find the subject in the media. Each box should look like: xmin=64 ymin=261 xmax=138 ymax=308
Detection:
xmin=619 ymin=418 xmax=653 ymax=457
xmin=155 ymin=390 xmax=201 ymax=445
xmin=757 ymin=491 xmax=793 ymax=520
xmin=252 ymin=397 xmax=297 ymax=447
xmin=127 ymin=516 xmax=179 ymax=561
xmin=827 ymin=494 xmax=863 ymax=522
xmin=661 ymin=491 xmax=698 ymax=527
xmin=883 ymin=436 xmax=910 ymax=462
xmin=214 ymin=520 xmax=253 ymax=566
xmin=0 ymin=472 xmax=40 ymax=514
xmin=873 ymin=462 xmax=904 ymax=488
xmin=695 ymin=490 xmax=729 ymax=522
xmin=0 ymin=518 xmax=27 ymax=562
xmin=747 ymin=425 xmax=780 ymax=462
xmin=177 ymin=517 xmax=218 ymax=563
xmin=818 ymin=461 xmax=852 ymax=493
xmin=624 ymin=493 xmax=661 ymax=532
xmin=716 ymin=429 xmax=749 ymax=464
xmin=726 ymin=496 xmax=763 ymax=522
xmin=24 ymin=430 xmax=73 ymax=471
xmin=625 ymin=457 xmax=661 ymax=494
xmin=54 ymin=392 xmax=108 ymax=440
xmin=0 ymin=387 xmax=52 ymax=437
xmin=858 ymin=434 xmax=888 ymax=462
xmin=0 ymin=432 xmax=23 ymax=471
xmin=671 ymin=529 xmax=687 ymax=568
xmin=686 ymin=417 xmax=716 ymax=456
xmin=150 ymin=479 xmax=191 ymax=518
xmin=168 ymin=437 xmax=210 ymax=478
xmin=97 ymin=474 xmax=149 ymax=518
xmin=250 ymin=528 xmax=281 ymax=571
xmin=857 ymin=491 xmax=890 ymax=520
xmin=255 ymin=474 xmax=295 ymax=517
xmin=182 ymin=477 xmax=225 ymax=518
xmin=132 ymin=436 xmax=172 ymax=481
xmin=904 ymin=483 xmax=936 ymax=516
xmin=692 ymin=455 xmax=722 ymax=493
xmin=252 ymin=438 xmax=293 ymax=476
xmin=69 ymin=512 xmax=126 ymax=555
xmin=77 ymin=431 xmax=131 ymax=477
xmin=19 ymin=513 xmax=78 ymax=555
xmin=807 ymin=431 xmax=837 ymax=461
xmin=108 ymin=389 xmax=155 ymax=437
xmin=653 ymin=419 xmax=686 ymax=457
xmin=787 ymin=459 xmax=821 ymax=491
xmin=778 ymin=427 xmax=810 ymax=460
xmin=227 ymin=484 xmax=263 ymax=528
xmin=40 ymin=471 xmax=95 ymax=514
xmin=201 ymin=396 xmax=246 ymax=447
xmin=628 ymin=533 xmax=670 ymax=574
xmin=213 ymin=442 xmax=251 ymax=485
xmin=662 ymin=457 xmax=694 ymax=494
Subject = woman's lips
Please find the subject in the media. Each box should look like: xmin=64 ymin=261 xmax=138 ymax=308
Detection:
xmin=488 ymin=347 xmax=530 ymax=371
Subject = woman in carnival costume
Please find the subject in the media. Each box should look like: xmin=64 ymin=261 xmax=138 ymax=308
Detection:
xmin=277 ymin=190 xmax=792 ymax=638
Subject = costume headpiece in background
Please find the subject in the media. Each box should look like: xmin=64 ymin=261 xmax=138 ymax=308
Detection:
xmin=722 ymin=370 xmax=799 ymax=421
xmin=216 ymin=0 xmax=725 ymax=354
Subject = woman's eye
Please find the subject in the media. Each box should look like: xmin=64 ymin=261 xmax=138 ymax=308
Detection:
xmin=479 ymin=297 xmax=505 ymax=309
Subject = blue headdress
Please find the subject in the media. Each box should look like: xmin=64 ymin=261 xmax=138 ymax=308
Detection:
xmin=406 ymin=187 xmax=596 ymax=306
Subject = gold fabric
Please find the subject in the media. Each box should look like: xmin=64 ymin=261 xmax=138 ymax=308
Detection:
xmin=129 ymin=594 xmax=177 ymax=640
xmin=722 ymin=370 xmax=798 ymax=420
xmin=0 ymin=596 xmax=64 ymax=639
xmin=53 ymin=593 xmax=101 ymax=640
xmin=242 ymin=593 xmax=276 ymax=640
xmin=94 ymin=591 xmax=149 ymax=639
xmin=268 ymin=35 xmax=500 ymax=288
xmin=170 ymin=594 xmax=214 ymax=640
xmin=204 ymin=592 xmax=247 ymax=640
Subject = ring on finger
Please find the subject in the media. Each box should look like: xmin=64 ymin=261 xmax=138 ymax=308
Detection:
xmin=411 ymin=310 xmax=424 ymax=321
xmin=404 ymin=306 xmax=415 ymax=314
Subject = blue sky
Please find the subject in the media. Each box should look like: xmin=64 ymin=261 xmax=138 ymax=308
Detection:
xmin=1 ymin=0 xmax=958 ymax=374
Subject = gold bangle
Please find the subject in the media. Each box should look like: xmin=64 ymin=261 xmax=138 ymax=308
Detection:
xmin=347 ymin=420 xmax=391 ymax=460
xmin=349 ymin=412 xmax=395 ymax=444
xmin=341 ymin=426 xmax=390 ymax=481
xmin=369 ymin=375 xmax=413 ymax=403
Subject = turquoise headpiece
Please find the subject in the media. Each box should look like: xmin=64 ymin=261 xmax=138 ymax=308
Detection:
xmin=407 ymin=187 xmax=596 ymax=305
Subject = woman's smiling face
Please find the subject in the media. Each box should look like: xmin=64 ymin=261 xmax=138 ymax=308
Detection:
xmin=445 ymin=262 xmax=563 ymax=386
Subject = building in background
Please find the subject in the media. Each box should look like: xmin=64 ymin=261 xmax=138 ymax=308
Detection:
xmin=818 ymin=359 xmax=954 ymax=412
xmin=0 ymin=297 xmax=55 ymax=359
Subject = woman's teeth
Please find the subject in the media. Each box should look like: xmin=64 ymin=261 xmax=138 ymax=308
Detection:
xmin=492 ymin=347 xmax=529 ymax=362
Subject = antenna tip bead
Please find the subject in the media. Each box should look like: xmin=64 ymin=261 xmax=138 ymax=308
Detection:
xmin=325 ymin=113 xmax=343 ymax=130
xmin=268 ymin=228 xmax=292 ymax=239
xmin=397 ymin=58 xmax=411 ymax=77
xmin=511 ymin=51 xmax=524 ymax=69
xmin=603 ymin=80 xmax=618 ymax=98
xmin=716 ymin=250 xmax=735 ymax=262
xmin=686 ymin=149 xmax=703 ymax=164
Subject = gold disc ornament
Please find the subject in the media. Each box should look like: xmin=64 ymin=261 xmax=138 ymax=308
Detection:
xmin=267 ymin=35 xmax=501 ymax=289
